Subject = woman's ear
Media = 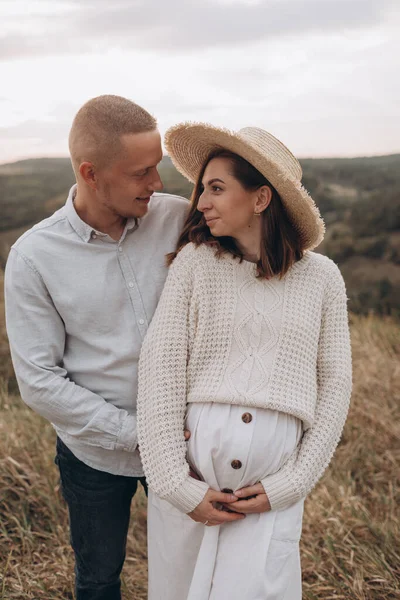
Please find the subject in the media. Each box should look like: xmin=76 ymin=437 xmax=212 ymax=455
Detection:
xmin=255 ymin=185 xmax=272 ymax=214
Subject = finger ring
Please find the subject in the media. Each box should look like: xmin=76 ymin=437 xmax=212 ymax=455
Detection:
xmin=204 ymin=520 xmax=209 ymax=525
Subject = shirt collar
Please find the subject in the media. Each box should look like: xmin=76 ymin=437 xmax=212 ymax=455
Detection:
xmin=65 ymin=184 xmax=139 ymax=243
xmin=65 ymin=185 xmax=93 ymax=243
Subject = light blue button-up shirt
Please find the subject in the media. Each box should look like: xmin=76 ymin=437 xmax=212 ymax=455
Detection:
xmin=5 ymin=185 xmax=188 ymax=476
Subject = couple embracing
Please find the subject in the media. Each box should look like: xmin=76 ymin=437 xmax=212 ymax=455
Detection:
xmin=5 ymin=95 xmax=352 ymax=600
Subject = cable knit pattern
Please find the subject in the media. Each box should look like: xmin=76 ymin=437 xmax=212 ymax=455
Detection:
xmin=224 ymin=266 xmax=284 ymax=399
xmin=137 ymin=243 xmax=352 ymax=513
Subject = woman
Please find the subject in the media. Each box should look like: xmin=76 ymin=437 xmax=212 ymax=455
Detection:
xmin=137 ymin=124 xmax=352 ymax=600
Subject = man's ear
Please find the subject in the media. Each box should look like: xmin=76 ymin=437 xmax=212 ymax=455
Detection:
xmin=79 ymin=162 xmax=98 ymax=191
xmin=255 ymin=185 xmax=272 ymax=213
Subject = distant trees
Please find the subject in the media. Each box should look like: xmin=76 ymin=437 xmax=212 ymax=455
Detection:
xmin=351 ymin=190 xmax=400 ymax=237
xmin=1 ymin=154 xmax=399 ymax=315
xmin=0 ymin=159 xmax=75 ymax=232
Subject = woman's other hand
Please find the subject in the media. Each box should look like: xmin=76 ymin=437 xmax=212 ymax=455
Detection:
xmin=188 ymin=489 xmax=245 ymax=526
xmin=223 ymin=483 xmax=271 ymax=514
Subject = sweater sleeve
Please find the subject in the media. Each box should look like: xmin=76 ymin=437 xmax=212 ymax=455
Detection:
xmin=137 ymin=248 xmax=209 ymax=513
xmin=261 ymin=268 xmax=352 ymax=510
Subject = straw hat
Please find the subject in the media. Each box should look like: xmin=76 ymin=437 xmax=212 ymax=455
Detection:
xmin=164 ymin=123 xmax=325 ymax=250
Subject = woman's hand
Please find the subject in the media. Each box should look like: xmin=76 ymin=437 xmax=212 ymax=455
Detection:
xmin=223 ymin=483 xmax=271 ymax=514
xmin=188 ymin=489 xmax=245 ymax=526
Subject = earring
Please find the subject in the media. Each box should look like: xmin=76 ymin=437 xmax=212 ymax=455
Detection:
xmin=254 ymin=212 xmax=261 ymax=216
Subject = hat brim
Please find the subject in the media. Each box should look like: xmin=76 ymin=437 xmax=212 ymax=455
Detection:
xmin=165 ymin=122 xmax=325 ymax=250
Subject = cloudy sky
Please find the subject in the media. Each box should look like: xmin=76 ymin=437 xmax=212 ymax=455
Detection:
xmin=0 ymin=0 xmax=399 ymax=163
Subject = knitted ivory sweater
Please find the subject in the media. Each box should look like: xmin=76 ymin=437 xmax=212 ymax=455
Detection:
xmin=137 ymin=243 xmax=352 ymax=513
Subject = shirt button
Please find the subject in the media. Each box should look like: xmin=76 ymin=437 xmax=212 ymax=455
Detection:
xmin=128 ymin=282 xmax=134 ymax=288
xmin=139 ymin=319 xmax=145 ymax=325
xmin=91 ymin=233 xmax=97 ymax=239
xmin=242 ymin=412 xmax=253 ymax=424
xmin=231 ymin=460 xmax=242 ymax=470
xmin=118 ymin=247 xmax=123 ymax=252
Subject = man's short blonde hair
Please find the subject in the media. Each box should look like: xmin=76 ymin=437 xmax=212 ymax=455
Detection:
xmin=69 ymin=95 xmax=157 ymax=176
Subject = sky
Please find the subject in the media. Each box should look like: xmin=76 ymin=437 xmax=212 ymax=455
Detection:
xmin=0 ymin=0 xmax=399 ymax=164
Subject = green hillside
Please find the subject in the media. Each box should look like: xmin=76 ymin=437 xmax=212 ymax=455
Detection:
xmin=0 ymin=154 xmax=399 ymax=315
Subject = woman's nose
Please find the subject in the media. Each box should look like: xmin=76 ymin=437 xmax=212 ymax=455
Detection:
xmin=197 ymin=192 xmax=212 ymax=212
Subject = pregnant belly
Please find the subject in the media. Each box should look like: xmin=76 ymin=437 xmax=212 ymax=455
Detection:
xmin=185 ymin=403 xmax=302 ymax=492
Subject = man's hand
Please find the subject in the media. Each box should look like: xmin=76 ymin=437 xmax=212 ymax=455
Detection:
xmin=188 ymin=489 xmax=245 ymax=526
xmin=222 ymin=483 xmax=271 ymax=514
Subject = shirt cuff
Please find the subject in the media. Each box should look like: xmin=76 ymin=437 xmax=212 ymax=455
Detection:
xmin=115 ymin=413 xmax=138 ymax=452
xmin=166 ymin=476 xmax=210 ymax=513
xmin=261 ymin=470 xmax=301 ymax=511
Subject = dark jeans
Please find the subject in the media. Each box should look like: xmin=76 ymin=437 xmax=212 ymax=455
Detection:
xmin=55 ymin=436 xmax=147 ymax=600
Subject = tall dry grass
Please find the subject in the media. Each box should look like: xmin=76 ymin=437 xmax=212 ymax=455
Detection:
xmin=0 ymin=311 xmax=399 ymax=599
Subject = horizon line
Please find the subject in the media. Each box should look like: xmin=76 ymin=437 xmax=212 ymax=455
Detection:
xmin=1 ymin=150 xmax=400 ymax=168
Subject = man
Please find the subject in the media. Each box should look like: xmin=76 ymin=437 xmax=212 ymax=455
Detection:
xmin=4 ymin=95 xmax=189 ymax=600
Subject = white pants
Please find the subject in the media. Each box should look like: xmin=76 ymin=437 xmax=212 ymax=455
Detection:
xmin=148 ymin=403 xmax=304 ymax=600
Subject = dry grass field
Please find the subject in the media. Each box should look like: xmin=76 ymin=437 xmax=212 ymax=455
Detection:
xmin=0 ymin=279 xmax=399 ymax=598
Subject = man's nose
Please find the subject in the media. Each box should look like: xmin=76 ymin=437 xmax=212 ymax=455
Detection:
xmin=150 ymin=170 xmax=163 ymax=192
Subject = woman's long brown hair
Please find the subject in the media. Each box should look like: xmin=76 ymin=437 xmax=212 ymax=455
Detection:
xmin=167 ymin=149 xmax=304 ymax=279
